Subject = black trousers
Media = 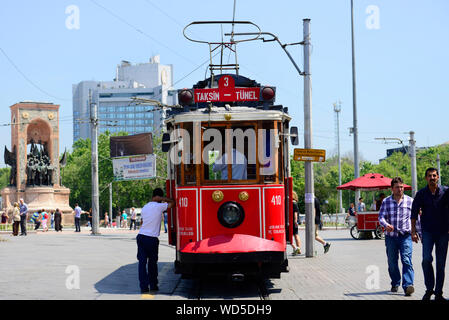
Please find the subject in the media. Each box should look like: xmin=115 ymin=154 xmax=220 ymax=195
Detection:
xmin=74 ymin=217 xmax=81 ymax=232
xmin=130 ymin=219 xmax=136 ymax=230
xmin=13 ymin=221 xmax=20 ymax=236
xmin=20 ymin=215 xmax=27 ymax=235
xmin=136 ymin=234 xmax=159 ymax=291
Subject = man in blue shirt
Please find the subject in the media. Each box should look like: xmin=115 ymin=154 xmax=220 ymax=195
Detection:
xmin=19 ymin=198 xmax=28 ymax=236
xmin=379 ymin=176 xmax=415 ymax=296
xmin=411 ymin=167 xmax=449 ymax=301
xmin=213 ymin=148 xmax=247 ymax=180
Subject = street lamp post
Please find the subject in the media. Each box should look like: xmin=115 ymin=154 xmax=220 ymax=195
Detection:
xmin=350 ymin=0 xmax=360 ymax=204
xmin=333 ymin=102 xmax=343 ymax=213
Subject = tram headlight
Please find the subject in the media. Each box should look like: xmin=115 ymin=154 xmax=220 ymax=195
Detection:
xmin=178 ymin=89 xmax=194 ymax=105
xmin=261 ymin=86 xmax=275 ymax=101
xmin=218 ymin=202 xmax=245 ymax=229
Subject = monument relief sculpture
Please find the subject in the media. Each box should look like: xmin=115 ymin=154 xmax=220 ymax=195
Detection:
xmin=1 ymin=102 xmax=73 ymax=225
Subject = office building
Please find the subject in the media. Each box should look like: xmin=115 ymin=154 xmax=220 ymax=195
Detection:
xmin=72 ymin=56 xmax=176 ymax=142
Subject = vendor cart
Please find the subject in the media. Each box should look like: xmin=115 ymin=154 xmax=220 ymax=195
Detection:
xmin=337 ymin=173 xmax=412 ymax=240
xmin=350 ymin=212 xmax=384 ymax=240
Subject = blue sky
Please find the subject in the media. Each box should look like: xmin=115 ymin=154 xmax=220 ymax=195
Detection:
xmin=0 ymin=0 xmax=448 ymax=167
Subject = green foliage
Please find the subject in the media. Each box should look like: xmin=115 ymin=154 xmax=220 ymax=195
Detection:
xmin=0 ymin=168 xmax=10 ymax=190
xmin=62 ymin=130 xmax=449 ymax=216
xmin=62 ymin=131 xmax=166 ymax=215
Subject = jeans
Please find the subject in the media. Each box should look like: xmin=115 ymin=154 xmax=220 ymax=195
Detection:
xmin=421 ymin=231 xmax=449 ymax=294
xmin=385 ymin=234 xmax=414 ymax=291
xmin=74 ymin=217 xmax=81 ymax=232
xmin=136 ymin=234 xmax=159 ymax=291
xmin=20 ymin=215 xmax=27 ymax=235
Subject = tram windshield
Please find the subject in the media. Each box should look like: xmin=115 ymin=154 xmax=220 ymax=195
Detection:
xmin=174 ymin=121 xmax=283 ymax=186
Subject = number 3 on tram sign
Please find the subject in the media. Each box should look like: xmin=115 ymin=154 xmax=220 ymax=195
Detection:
xmin=293 ymin=148 xmax=326 ymax=162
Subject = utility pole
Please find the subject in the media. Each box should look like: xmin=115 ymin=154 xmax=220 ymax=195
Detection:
xmin=350 ymin=0 xmax=360 ymax=204
xmin=303 ymin=18 xmax=315 ymax=258
xmin=109 ymin=182 xmax=113 ymax=227
xmin=334 ymin=102 xmax=343 ymax=213
xmin=226 ymin=20 xmax=316 ymax=257
xmin=90 ymin=90 xmax=100 ymax=235
xmin=409 ymin=131 xmax=417 ymax=197
xmin=437 ymin=154 xmax=441 ymax=187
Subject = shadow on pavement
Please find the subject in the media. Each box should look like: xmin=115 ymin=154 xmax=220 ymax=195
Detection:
xmin=344 ymin=290 xmax=393 ymax=297
xmin=95 ymin=262 xmax=173 ymax=295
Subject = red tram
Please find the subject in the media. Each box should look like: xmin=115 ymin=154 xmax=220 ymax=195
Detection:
xmin=162 ymin=73 xmax=299 ymax=279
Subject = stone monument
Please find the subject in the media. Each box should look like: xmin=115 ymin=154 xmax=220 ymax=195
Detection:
xmin=1 ymin=102 xmax=73 ymax=224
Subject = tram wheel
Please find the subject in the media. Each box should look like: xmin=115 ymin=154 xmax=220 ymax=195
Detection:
xmin=374 ymin=226 xmax=385 ymax=240
xmin=350 ymin=225 xmax=360 ymax=240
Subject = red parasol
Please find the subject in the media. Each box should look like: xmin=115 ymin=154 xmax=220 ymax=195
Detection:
xmin=336 ymin=173 xmax=412 ymax=191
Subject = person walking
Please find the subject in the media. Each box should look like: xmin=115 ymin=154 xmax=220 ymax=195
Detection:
xmin=54 ymin=208 xmax=62 ymax=232
xmin=379 ymin=176 xmax=415 ymax=297
xmin=291 ymin=191 xmax=302 ymax=255
xmin=129 ymin=207 xmax=137 ymax=230
xmin=121 ymin=210 xmax=128 ymax=229
xmin=314 ymin=197 xmax=331 ymax=253
xmin=50 ymin=211 xmax=55 ymax=229
xmin=33 ymin=210 xmax=42 ymax=231
xmin=12 ymin=202 xmax=21 ymax=236
xmin=41 ymin=209 xmax=49 ymax=232
xmin=137 ymin=188 xmax=175 ymax=294
xmin=19 ymin=199 xmax=28 ymax=236
xmin=104 ymin=212 xmax=109 ymax=228
xmin=74 ymin=204 xmax=81 ymax=232
xmin=411 ymin=167 xmax=449 ymax=300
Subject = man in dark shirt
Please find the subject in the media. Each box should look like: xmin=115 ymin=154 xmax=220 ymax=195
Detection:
xmin=411 ymin=167 xmax=449 ymax=301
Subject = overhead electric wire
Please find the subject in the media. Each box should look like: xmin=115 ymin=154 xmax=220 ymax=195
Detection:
xmin=90 ymin=0 xmax=197 ymax=65
xmin=0 ymin=47 xmax=70 ymax=102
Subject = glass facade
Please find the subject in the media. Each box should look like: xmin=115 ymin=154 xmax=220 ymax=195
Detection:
xmin=97 ymin=99 xmax=157 ymax=136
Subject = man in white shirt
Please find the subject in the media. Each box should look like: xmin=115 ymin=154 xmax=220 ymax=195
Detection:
xmin=73 ymin=204 xmax=82 ymax=232
xmin=137 ymin=188 xmax=175 ymax=294
xmin=129 ymin=207 xmax=137 ymax=230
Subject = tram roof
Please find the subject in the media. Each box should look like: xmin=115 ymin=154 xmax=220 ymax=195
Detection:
xmin=165 ymin=106 xmax=291 ymax=125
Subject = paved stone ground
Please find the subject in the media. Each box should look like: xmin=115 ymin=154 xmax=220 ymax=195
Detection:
xmin=0 ymin=227 xmax=448 ymax=300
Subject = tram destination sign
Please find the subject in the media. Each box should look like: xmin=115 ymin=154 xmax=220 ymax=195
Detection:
xmin=293 ymin=148 xmax=326 ymax=162
xmin=194 ymin=75 xmax=260 ymax=103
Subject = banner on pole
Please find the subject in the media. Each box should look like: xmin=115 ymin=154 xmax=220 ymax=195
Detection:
xmin=112 ymin=154 xmax=156 ymax=181
xmin=110 ymin=133 xmax=153 ymax=158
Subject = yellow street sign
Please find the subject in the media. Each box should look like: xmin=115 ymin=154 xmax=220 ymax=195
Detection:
xmin=293 ymin=148 xmax=326 ymax=162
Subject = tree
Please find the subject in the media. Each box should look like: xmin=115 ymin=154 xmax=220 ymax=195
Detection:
xmin=63 ymin=131 xmax=167 ymax=216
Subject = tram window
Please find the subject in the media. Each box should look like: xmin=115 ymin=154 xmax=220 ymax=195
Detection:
xmin=260 ymin=121 xmax=282 ymax=183
xmin=174 ymin=123 xmax=198 ymax=186
xmin=204 ymin=126 xmax=226 ymax=182
xmin=203 ymin=124 xmax=255 ymax=183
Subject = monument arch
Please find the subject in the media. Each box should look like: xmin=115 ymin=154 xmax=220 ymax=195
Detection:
xmin=2 ymin=102 xmax=73 ymax=224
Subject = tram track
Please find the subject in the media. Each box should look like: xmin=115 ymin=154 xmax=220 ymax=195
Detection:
xmin=185 ymin=275 xmax=271 ymax=300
